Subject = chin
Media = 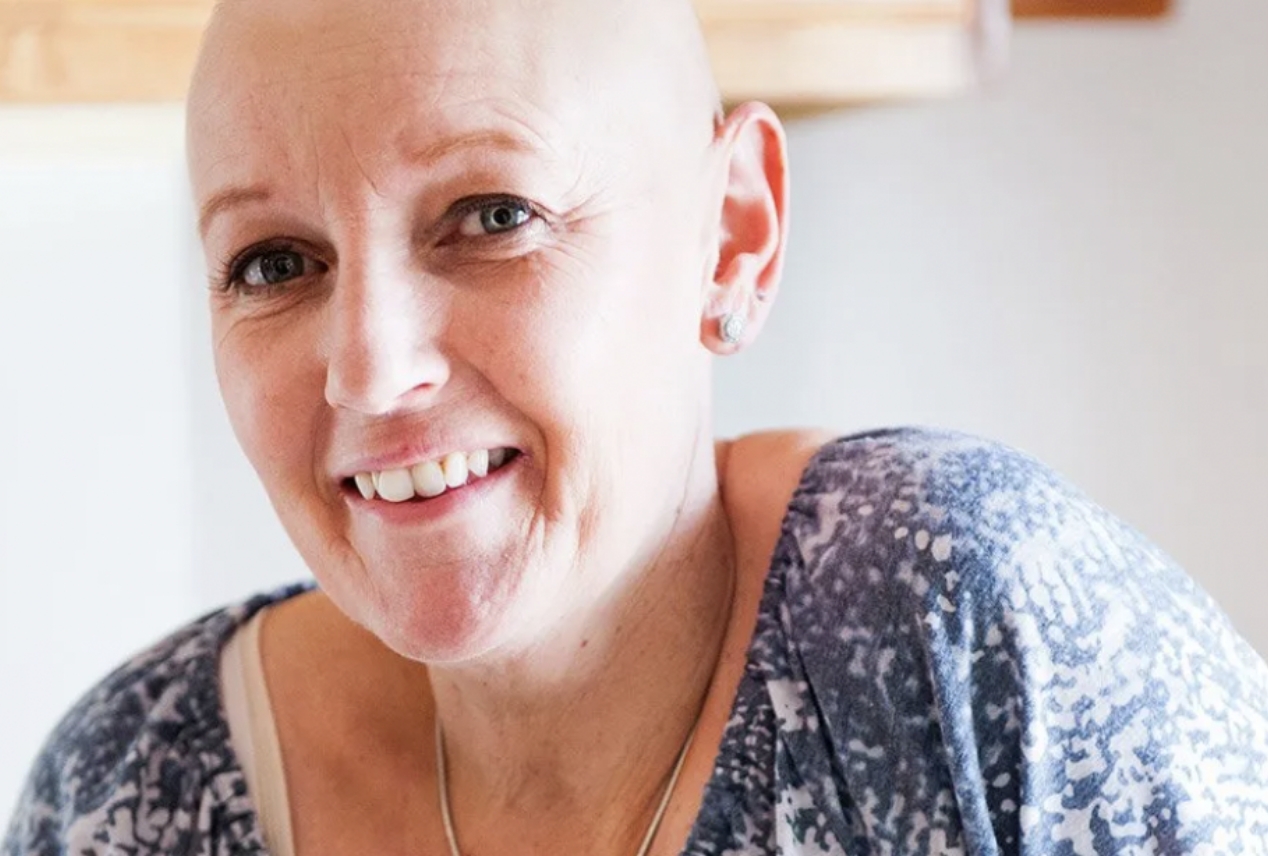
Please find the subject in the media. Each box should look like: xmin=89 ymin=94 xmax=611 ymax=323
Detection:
xmin=378 ymin=608 xmax=512 ymax=666
xmin=335 ymin=559 xmax=528 ymax=666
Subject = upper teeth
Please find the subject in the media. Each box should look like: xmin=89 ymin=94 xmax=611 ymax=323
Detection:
xmin=353 ymin=448 xmax=510 ymax=503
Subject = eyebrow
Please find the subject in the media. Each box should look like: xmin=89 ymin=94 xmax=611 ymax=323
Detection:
xmin=197 ymin=186 xmax=272 ymax=238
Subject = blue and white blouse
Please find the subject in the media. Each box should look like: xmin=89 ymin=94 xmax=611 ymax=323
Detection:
xmin=7 ymin=429 xmax=1268 ymax=855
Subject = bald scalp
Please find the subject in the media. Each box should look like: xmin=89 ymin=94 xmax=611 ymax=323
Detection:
xmin=191 ymin=0 xmax=723 ymax=157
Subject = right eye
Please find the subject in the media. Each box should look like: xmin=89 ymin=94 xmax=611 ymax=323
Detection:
xmin=236 ymin=248 xmax=314 ymax=290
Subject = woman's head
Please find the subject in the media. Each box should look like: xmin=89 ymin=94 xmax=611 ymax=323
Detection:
xmin=186 ymin=0 xmax=789 ymax=663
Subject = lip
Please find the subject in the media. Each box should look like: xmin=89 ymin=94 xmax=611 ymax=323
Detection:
xmin=342 ymin=452 xmax=521 ymax=524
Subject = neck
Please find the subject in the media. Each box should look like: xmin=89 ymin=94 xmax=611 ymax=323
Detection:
xmin=427 ymin=456 xmax=736 ymax=851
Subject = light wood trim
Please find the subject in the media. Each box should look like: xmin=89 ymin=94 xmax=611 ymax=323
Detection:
xmin=0 ymin=1 xmax=210 ymax=102
xmin=1 ymin=0 xmax=994 ymax=104
xmin=694 ymin=0 xmax=973 ymax=25
xmin=0 ymin=0 xmax=1177 ymax=105
xmin=1013 ymin=0 xmax=1169 ymax=16
xmin=711 ymin=21 xmax=985 ymax=105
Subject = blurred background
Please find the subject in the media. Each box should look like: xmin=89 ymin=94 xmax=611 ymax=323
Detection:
xmin=2 ymin=0 xmax=1265 ymax=816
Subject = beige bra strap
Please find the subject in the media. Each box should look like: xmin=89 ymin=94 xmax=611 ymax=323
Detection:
xmin=219 ymin=608 xmax=297 ymax=856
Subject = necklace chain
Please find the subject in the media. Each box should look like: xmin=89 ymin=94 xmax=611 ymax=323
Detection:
xmin=434 ymin=717 xmax=697 ymax=856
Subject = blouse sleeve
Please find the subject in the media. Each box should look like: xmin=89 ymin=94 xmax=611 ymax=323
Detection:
xmin=2 ymin=599 xmax=278 ymax=856
xmin=771 ymin=428 xmax=1268 ymax=854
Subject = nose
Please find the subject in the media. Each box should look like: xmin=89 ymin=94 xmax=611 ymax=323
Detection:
xmin=323 ymin=254 xmax=451 ymax=416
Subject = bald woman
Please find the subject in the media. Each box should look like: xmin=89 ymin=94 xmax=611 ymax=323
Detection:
xmin=7 ymin=0 xmax=1268 ymax=854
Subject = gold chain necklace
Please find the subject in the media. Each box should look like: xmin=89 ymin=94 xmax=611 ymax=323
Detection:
xmin=434 ymin=717 xmax=697 ymax=856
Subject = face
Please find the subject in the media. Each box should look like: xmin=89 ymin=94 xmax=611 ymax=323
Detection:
xmin=188 ymin=0 xmax=735 ymax=662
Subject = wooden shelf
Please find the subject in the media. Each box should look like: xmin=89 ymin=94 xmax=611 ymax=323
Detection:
xmin=0 ymin=0 xmax=1163 ymax=105
xmin=699 ymin=1 xmax=1004 ymax=106
xmin=0 ymin=1 xmax=210 ymax=102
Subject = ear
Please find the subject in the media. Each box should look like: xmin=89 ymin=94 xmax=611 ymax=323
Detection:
xmin=701 ymin=101 xmax=790 ymax=354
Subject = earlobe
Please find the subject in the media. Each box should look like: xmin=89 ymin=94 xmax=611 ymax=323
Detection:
xmin=701 ymin=102 xmax=790 ymax=354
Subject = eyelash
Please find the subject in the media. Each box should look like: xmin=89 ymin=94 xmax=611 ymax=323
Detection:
xmin=448 ymin=195 xmax=542 ymax=241
xmin=213 ymin=194 xmax=544 ymax=297
xmin=213 ymin=239 xmax=310 ymax=297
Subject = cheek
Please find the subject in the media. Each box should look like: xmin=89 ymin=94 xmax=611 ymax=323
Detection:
xmin=212 ymin=311 xmax=326 ymax=488
xmin=465 ymin=250 xmax=688 ymax=509
xmin=466 ymin=227 xmax=701 ymax=443
xmin=456 ymin=255 xmax=591 ymax=406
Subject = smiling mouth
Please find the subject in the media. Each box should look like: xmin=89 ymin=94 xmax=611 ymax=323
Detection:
xmin=343 ymin=447 xmax=521 ymax=503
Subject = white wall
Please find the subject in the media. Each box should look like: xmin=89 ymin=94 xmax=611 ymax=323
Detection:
xmin=718 ymin=0 xmax=1268 ymax=652
xmin=0 ymin=107 xmax=194 ymax=811
xmin=2 ymin=0 xmax=1266 ymax=820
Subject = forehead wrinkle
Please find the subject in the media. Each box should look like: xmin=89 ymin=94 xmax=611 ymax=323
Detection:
xmin=406 ymin=131 xmax=542 ymax=168
xmin=339 ymin=125 xmax=386 ymax=200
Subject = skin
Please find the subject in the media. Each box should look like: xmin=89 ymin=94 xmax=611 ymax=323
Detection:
xmin=187 ymin=0 xmax=823 ymax=852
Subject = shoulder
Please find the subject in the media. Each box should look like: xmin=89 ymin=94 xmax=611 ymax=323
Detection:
xmin=762 ymin=425 xmax=1268 ymax=732
xmin=773 ymin=425 xmax=1219 ymax=639
xmin=723 ymin=426 xmax=1079 ymax=585
xmin=778 ymin=425 xmax=1127 ymax=580
xmin=3 ymin=584 xmax=309 ymax=856
xmin=761 ymin=428 xmax=1268 ymax=849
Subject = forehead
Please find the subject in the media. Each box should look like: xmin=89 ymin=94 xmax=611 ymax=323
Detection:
xmin=198 ymin=0 xmax=588 ymax=100
xmin=187 ymin=0 xmax=604 ymax=199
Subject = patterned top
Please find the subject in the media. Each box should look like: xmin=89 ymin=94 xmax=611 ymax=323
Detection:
xmin=7 ymin=429 xmax=1268 ymax=855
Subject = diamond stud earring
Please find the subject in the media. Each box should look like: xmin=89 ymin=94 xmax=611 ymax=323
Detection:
xmin=721 ymin=313 xmax=746 ymax=345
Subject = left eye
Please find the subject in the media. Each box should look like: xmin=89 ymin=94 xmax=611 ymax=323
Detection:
xmin=456 ymin=199 xmax=534 ymax=238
